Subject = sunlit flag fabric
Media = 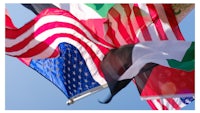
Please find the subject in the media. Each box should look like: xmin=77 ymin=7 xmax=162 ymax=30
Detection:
xmin=146 ymin=96 xmax=194 ymax=110
xmin=100 ymin=41 xmax=194 ymax=102
xmin=66 ymin=4 xmax=194 ymax=109
xmin=6 ymin=8 xmax=112 ymax=101
xmin=6 ymin=3 xmax=195 ymax=110
xmin=99 ymin=3 xmax=195 ymax=109
xmin=30 ymin=43 xmax=105 ymax=99
xmin=21 ymin=3 xmax=114 ymax=41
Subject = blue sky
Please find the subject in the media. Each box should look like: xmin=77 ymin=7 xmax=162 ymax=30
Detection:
xmin=5 ymin=3 xmax=195 ymax=110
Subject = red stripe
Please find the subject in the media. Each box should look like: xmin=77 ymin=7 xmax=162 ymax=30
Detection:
xmin=157 ymin=99 xmax=168 ymax=110
xmin=6 ymin=13 xmax=110 ymax=56
xmin=105 ymin=22 xmax=121 ymax=47
xmin=6 ymin=22 xmax=88 ymax=52
xmin=16 ymin=33 xmax=105 ymax=76
xmin=8 ymin=33 xmax=60 ymax=58
xmin=5 ymin=8 xmax=78 ymax=38
xmin=133 ymin=4 xmax=152 ymax=41
xmin=147 ymin=4 xmax=168 ymax=40
xmin=133 ymin=4 xmax=187 ymax=110
xmin=146 ymin=100 xmax=158 ymax=110
xmin=7 ymin=25 xmax=109 ymax=59
xmin=5 ymin=15 xmax=16 ymax=29
xmin=18 ymin=58 xmax=32 ymax=66
xmin=6 ymin=9 xmax=113 ymax=52
xmin=121 ymin=4 xmax=139 ymax=43
xmin=6 ymin=19 xmax=36 ymax=39
xmin=80 ymin=19 xmax=115 ymax=48
xmin=48 ymin=47 xmax=60 ymax=58
xmin=166 ymin=98 xmax=181 ymax=110
xmin=163 ymin=4 xmax=184 ymax=40
xmin=109 ymin=7 xmax=134 ymax=44
xmin=6 ymin=32 xmax=35 ymax=52
xmin=55 ymin=33 xmax=105 ymax=78
xmin=6 ymin=10 xmax=32 ymax=66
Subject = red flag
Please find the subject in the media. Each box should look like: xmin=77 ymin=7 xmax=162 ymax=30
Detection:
xmin=100 ymin=3 xmax=194 ymax=109
xmin=137 ymin=66 xmax=194 ymax=99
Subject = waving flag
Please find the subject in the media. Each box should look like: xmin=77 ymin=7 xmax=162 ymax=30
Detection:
xmin=5 ymin=9 xmax=17 ymax=29
xmin=100 ymin=41 xmax=194 ymax=102
xmin=6 ymin=7 xmax=111 ymax=102
xmin=146 ymin=96 xmax=194 ymax=110
xmin=21 ymin=3 xmax=114 ymax=41
xmin=6 ymin=7 xmax=112 ymax=58
xmin=104 ymin=4 xmax=186 ymax=47
xmin=99 ymin=3 xmax=195 ymax=109
xmin=6 ymin=3 xmax=194 ymax=110
xmin=120 ymin=41 xmax=194 ymax=80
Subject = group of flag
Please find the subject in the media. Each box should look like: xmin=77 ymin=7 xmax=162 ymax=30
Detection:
xmin=6 ymin=3 xmax=195 ymax=110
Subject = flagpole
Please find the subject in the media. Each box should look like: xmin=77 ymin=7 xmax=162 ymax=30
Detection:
xmin=66 ymin=84 xmax=108 ymax=105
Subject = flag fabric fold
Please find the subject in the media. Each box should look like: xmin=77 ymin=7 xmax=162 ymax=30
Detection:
xmin=99 ymin=3 xmax=195 ymax=107
xmin=135 ymin=65 xmax=194 ymax=100
xmin=6 ymin=7 xmax=110 ymax=100
xmin=104 ymin=4 xmax=186 ymax=47
xmin=6 ymin=8 xmax=111 ymax=59
xmin=100 ymin=41 xmax=194 ymax=103
xmin=30 ymin=42 xmax=106 ymax=99
xmin=6 ymin=3 xmax=195 ymax=110
xmin=146 ymin=96 xmax=194 ymax=110
xmin=119 ymin=41 xmax=194 ymax=80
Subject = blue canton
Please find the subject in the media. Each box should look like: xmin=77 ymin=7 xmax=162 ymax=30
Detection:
xmin=180 ymin=96 xmax=195 ymax=104
xmin=30 ymin=42 xmax=100 ymax=98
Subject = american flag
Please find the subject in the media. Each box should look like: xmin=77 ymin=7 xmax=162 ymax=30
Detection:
xmin=104 ymin=4 xmax=184 ymax=47
xmin=146 ymin=96 xmax=194 ymax=110
xmin=6 ymin=3 xmax=194 ymax=110
xmin=103 ymin=4 xmax=194 ymax=110
xmin=30 ymin=42 xmax=106 ymax=99
xmin=5 ymin=8 xmax=112 ymax=59
xmin=5 ymin=8 xmax=110 ymax=100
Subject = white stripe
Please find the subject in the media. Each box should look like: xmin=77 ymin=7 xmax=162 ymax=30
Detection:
xmin=150 ymin=98 xmax=187 ymax=110
xmin=173 ymin=97 xmax=186 ymax=108
xmin=107 ymin=13 xmax=127 ymax=46
xmin=151 ymin=99 xmax=163 ymax=110
xmin=130 ymin=4 xmax=147 ymax=42
xmin=138 ymin=4 xmax=161 ymax=42
xmin=147 ymin=4 xmax=164 ymax=41
xmin=137 ymin=4 xmax=167 ymax=42
xmin=154 ymin=5 xmax=177 ymax=41
xmin=136 ymin=4 xmax=179 ymax=42
xmin=52 ymin=37 xmax=107 ymax=85
xmin=6 ymin=25 xmax=34 ymax=47
xmin=103 ymin=24 xmax=115 ymax=46
xmin=6 ymin=27 xmax=104 ymax=60
xmin=6 ymin=15 xmax=110 ymax=48
xmin=146 ymin=24 xmax=161 ymax=41
xmin=128 ymin=4 xmax=146 ymax=42
xmin=161 ymin=99 xmax=176 ymax=110
xmin=114 ymin=5 xmax=134 ymax=41
xmin=136 ymin=29 xmax=146 ymax=42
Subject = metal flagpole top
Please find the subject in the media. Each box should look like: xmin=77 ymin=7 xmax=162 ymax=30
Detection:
xmin=66 ymin=99 xmax=74 ymax=105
